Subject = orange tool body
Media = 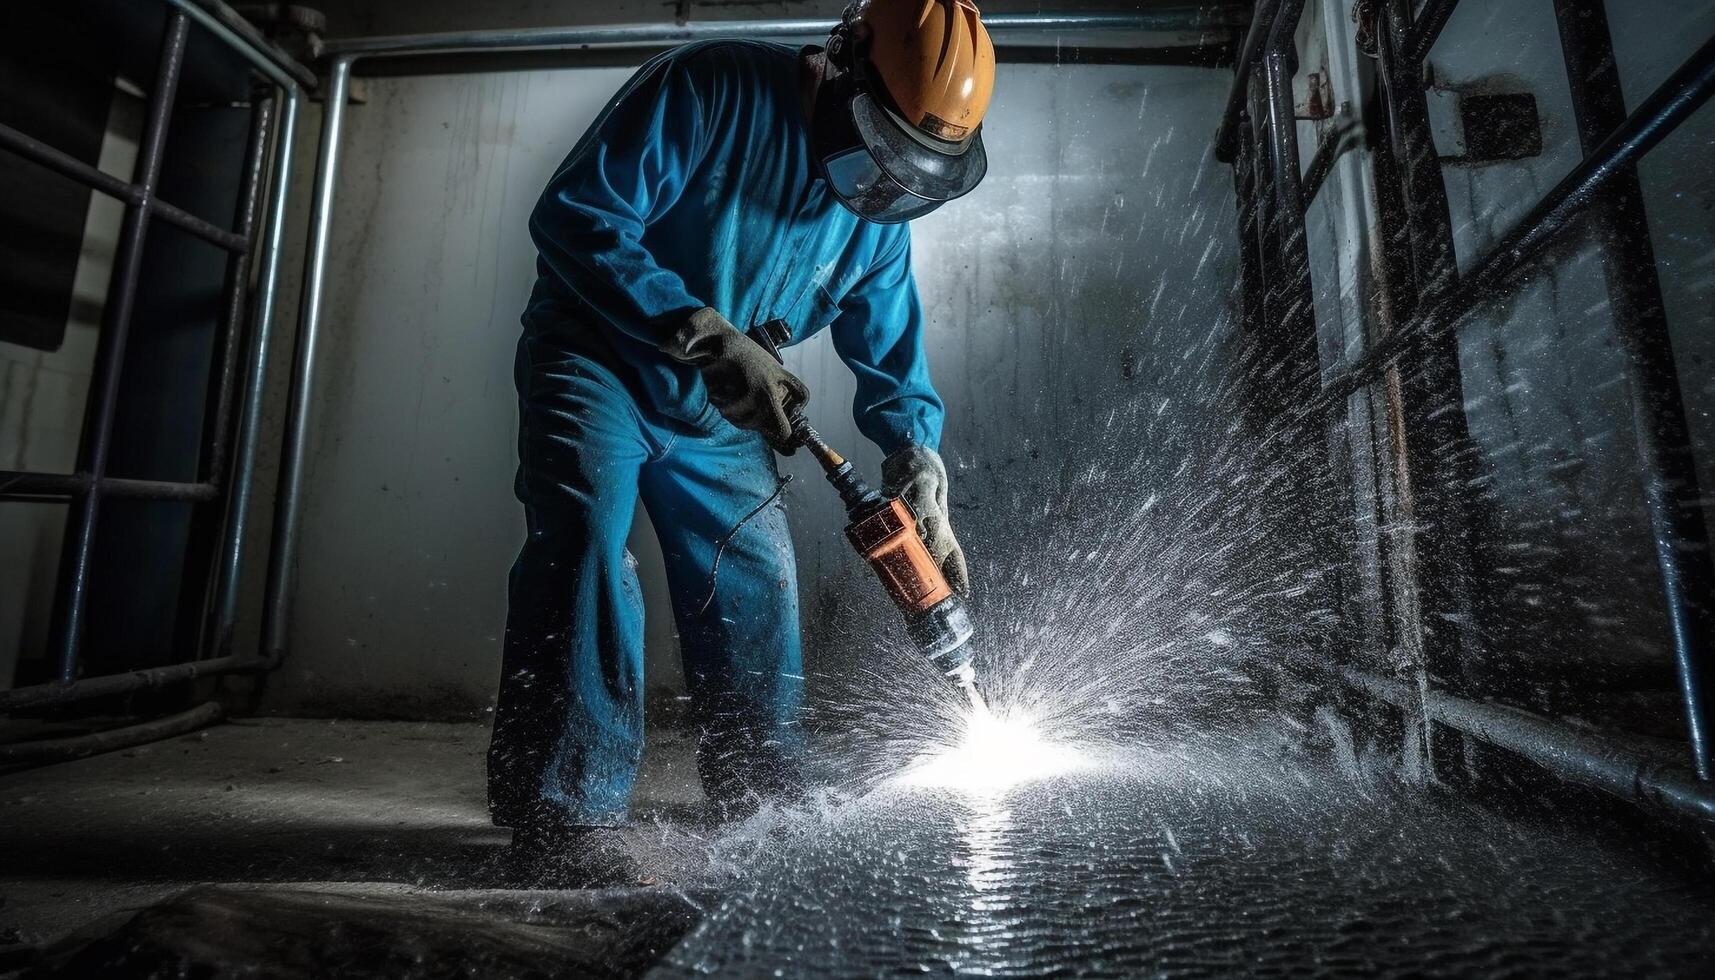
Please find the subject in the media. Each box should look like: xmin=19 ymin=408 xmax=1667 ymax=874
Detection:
xmin=791 ymin=418 xmax=977 ymax=687
xmin=747 ymin=318 xmax=977 ymax=691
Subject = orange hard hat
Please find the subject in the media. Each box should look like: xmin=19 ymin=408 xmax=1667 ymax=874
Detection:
xmin=856 ymin=0 xmax=996 ymax=142
xmin=814 ymin=1 xmax=995 ymax=222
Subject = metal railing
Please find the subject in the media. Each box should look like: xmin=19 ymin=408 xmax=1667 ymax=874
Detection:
xmin=0 ymin=0 xmax=313 ymax=711
xmin=1218 ymin=0 xmax=1715 ymax=818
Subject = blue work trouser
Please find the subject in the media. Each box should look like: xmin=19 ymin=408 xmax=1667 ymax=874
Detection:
xmin=488 ymin=330 xmax=804 ymax=827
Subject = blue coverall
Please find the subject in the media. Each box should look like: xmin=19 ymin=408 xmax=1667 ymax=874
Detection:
xmin=488 ymin=40 xmax=946 ymax=826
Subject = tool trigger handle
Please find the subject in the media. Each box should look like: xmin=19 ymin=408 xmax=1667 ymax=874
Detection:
xmin=748 ymin=318 xmax=792 ymax=364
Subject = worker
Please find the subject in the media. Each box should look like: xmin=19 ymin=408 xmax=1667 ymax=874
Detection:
xmin=489 ymin=0 xmax=995 ymax=881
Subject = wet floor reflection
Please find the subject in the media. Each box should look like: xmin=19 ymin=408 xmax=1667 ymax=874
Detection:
xmin=655 ymin=736 xmax=1715 ymax=978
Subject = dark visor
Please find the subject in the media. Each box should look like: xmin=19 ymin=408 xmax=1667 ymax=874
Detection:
xmin=815 ymin=84 xmax=987 ymax=224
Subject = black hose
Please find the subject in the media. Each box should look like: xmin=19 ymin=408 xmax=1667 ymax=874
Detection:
xmin=698 ymin=476 xmax=792 ymax=614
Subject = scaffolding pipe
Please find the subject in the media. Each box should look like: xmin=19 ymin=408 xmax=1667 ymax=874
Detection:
xmin=211 ymin=87 xmax=301 ymax=657
xmin=321 ymin=9 xmax=1247 ymax=57
xmin=47 ymin=12 xmax=191 ymax=683
xmin=0 ymin=473 xmax=219 ymax=503
xmin=0 ymin=702 xmax=226 ymax=768
xmin=163 ymin=0 xmax=319 ymax=90
xmin=1405 ymin=0 xmax=1461 ymax=65
xmin=1319 ymin=32 xmax=1715 ymax=409
xmin=1554 ymin=0 xmax=1715 ymax=781
xmin=0 ymin=656 xmax=268 ymax=712
xmin=1214 ymin=0 xmax=1284 ymax=163
xmin=262 ymin=57 xmax=352 ymax=663
xmin=201 ymin=96 xmax=277 ymax=483
xmin=0 ymin=0 xmax=310 ymax=711
xmin=1340 ymin=667 xmax=1715 ymax=824
xmin=0 ymin=123 xmax=249 ymax=251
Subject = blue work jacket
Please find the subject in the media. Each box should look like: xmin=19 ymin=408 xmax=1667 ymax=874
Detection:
xmin=523 ymin=40 xmax=944 ymax=454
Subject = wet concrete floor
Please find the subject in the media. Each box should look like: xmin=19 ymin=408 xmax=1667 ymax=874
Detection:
xmin=663 ymin=740 xmax=1715 ymax=977
xmin=3 ymin=719 xmax=1713 ymax=977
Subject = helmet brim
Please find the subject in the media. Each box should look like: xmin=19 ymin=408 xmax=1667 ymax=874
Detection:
xmin=850 ymin=91 xmax=987 ymax=204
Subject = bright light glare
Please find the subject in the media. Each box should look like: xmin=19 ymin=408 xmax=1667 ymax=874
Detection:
xmin=894 ymin=705 xmax=1090 ymax=793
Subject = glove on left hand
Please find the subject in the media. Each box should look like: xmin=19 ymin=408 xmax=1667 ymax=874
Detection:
xmin=882 ymin=445 xmax=970 ymax=597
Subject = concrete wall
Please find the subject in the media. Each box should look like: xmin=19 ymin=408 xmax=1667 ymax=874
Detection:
xmin=256 ymin=59 xmax=1238 ymax=717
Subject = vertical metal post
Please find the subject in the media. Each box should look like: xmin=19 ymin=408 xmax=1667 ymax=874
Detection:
xmin=1233 ymin=126 xmax=1265 ymax=337
xmin=1214 ymin=0 xmax=1284 ymax=163
xmin=1260 ymin=0 xmax=1356 ymax=666
xmin=1405 ymin=0 xmax=1461 ymax=64
xmin=211 ymin=86 xmax=301 ymax=656
xmin=1554 ymin=0 xmax=1715 ymax=780
xmin=1261 ymin=0 xmax=1313 ymax=367
xmin=47 ymin=11 xmax=191 ymax=681
xmin=1370 ymin=0 xmax=1490 ymax=775
xmin=262 ymin=57 xmax=352 ymax=662
xmin=1247 ymin=76 xmax=1282 ymax=337
xmin=202 ymin=94 xmax=275 ymax=483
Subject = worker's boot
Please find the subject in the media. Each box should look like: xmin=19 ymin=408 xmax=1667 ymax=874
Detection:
xmin=505 ymin=813 xmax=644 ymax=888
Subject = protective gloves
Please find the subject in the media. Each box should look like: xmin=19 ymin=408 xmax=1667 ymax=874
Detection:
xmin=882 ymin=444 xmax=970 ymax=597
xmin=663 ymin=307 xmax=809 ymax=451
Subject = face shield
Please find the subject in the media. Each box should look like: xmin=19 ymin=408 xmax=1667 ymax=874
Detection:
xmin=811 ymin=66 xmax=987 ymax=224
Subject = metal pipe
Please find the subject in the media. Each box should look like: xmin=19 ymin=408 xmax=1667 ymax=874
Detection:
xmin=211 ymin=87 xmax=300 ymax=657
xmin=262 ymin=56 xmax=352 ymax=663
xmin=1340 ymin=666 xmax=1715 ymax=823
xmin=0 ymin=121 xmax=250 ymax=253
xmin=1406 ymin=0 xmax=1461 ymax=65
xmin=202 ymin=94 xmax=274 ymax=482
xmin=1232 ymin=126 xmax=1264 ymax=337
xmin=1300 ymin=119 xmax=1362 ymax=209
xmin=1555 ymin=0 xmax=1715 ymax=781
xmin=47 ymin=12 xmax=191 ymax=683
xmin=0 ymin=472 xmax=219 ymax=502
xmin=1373 ymin=0 xmax=1490 ymax=777
xmin=162 ymin=0 xmax=317 ymax=91
xmin=1318 ymin=31 xmax=1715 ymax=409
xmin=1259 ymin=0 xmax=1359 ymax=667
xmin=144 ymin=198 xmax=249 ymax=253
xmin=0 ymin=657 xmax=268 ymax=712
xmin=322 ymin=9 xmax=1248 ymax=57
xmin=0 ymin=702 xmax=224 ymax=768
xmin=1261 ymin=0 xmax=1312 ymax=351
xmin=1214 ymin=0 xmax=1283 ymax=163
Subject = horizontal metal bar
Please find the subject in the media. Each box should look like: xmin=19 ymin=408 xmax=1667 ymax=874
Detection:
xmin=162 ymin=0 xmax=316 ymax=91
xmin=1340 ymin=666 xmax=1715 ymax=823
xmin=323 ymin=8 xmax=1249 ymax=58
xmin=0 ymin=471 xmax=220 ymax=502
xmin=0 ymin=701 xmax=224 ymax=767
xmin=154 ymin=200 xmax=250 ymax=252
xmin=0 ymin=656 xmax=269 ymax=712
xmin=0 ymin=121 xmax=251 ymax=253
xmin=1318 ymin=31 xmax=1715 ymax=408
xmin=0 ymin=120 xmax=135 ymax=199
xmin=1214 ymin=0 xmax=1283 ymax=163
xmin=1406 ymin=0 xmax=1460 ymax=65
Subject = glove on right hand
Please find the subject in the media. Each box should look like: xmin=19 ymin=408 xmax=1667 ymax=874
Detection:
xmin=663 ymin=307 xmax=809 ymax=451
